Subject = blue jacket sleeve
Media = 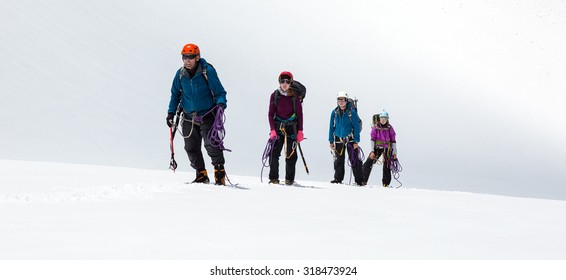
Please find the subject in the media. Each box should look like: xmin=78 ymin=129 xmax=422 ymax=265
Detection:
xmin=328 ymin=110 xmax=335 ymax=143
xmin=205 ymin=65 xmax=227 ymax=108
xmin=168 ymin=69 xmax=182 ymax=113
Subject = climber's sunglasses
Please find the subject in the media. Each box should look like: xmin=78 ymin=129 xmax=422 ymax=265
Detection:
xmin=182 ymin=54 xmax=198 ymax=60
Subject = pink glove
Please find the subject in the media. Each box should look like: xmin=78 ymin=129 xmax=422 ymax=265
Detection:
xmin=297 ymin=130 xmax=304 ymax=143
xmin=269 ymin=130 xmax=278 ymax=140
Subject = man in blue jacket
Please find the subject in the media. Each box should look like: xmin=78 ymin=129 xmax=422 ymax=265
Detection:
xmin=328 ymin=91 xmax=364 ymax=186
xmin=166 ymin=43 xmax=228 ymax=185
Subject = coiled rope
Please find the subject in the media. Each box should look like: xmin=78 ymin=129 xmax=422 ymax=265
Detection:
xmin=260 ymin=137 xmax=277 ymax=183
xmin=179 ymin=105 xmax=231 ymax=152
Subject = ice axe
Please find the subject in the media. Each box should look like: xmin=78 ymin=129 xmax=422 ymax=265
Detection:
xmin=297 ymin=142 xmax=309 ymax=175
xmin=168 ymin=108 xmax=182 ymax=172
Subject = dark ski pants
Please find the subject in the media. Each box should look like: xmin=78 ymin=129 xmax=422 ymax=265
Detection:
xmin=182 ymin=112 xmax=224 ymax=171
xmin=269 ymin=124 xmax=298 ymax=182
xmin=362 ymin=148 xmax=392 ymax=186
xmin=333 ymin=141 xmax=363 ymax=184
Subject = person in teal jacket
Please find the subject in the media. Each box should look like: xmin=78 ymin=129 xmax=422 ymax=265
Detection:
xmin=328 ymin=91 xmax=364 ymax=185
xmin=166 ymin=43 xmax=228 ymax=185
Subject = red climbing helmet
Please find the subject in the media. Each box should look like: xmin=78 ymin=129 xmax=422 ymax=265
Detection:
xmin=278 ymin=71 xmax=293 ymax=83
xmin=181 ymin=44 xmax=200 ymax=55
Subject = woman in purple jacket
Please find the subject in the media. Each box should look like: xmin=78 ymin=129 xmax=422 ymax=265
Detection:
xmin=361 ymin=110 xmax=397 ymax=187
xmin=267 ymin=71 xmax=304 ymax=185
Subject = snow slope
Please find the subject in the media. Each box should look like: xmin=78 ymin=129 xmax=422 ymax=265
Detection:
xmin=2 ymin=159 xmax=566 ymax=260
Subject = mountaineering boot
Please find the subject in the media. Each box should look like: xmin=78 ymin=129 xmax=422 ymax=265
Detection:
xmin=285 ymin=180 xmax=294 ymax=186
xmin=192 ymin=169 xmax=210 ymax=183
xmin=214 ymin=164 xmax=226 ymax=185
xmin=269 ymin=179 xmax=280 ymax=184
xmin=383 ymin=184 xmax=389 ymax=188
xmin=330 ymin=179 xmax=342 ymax=184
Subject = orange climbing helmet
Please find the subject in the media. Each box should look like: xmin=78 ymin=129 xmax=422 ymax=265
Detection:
xmin=181 ymin=44 xmax=200 ymax=55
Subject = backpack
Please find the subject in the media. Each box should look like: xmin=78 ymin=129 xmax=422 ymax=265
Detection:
xmin=290 ymin=80 xmax=306 ymax=102
xmin=372 ymin=114 xmax=380 ymax=127
xmin=272 ymin=80 xmax=307 ymax=116
xmin=334 ymin=97 xmax=363 ymax=133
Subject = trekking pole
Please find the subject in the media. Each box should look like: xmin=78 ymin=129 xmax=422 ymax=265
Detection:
xmin=297 ymin=143 xmax=310 ymax=175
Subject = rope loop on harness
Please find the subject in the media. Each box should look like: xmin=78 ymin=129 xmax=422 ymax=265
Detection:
xmin=260 ymin=138 xmax=277 ymax=183
xmin=278 ymin=122 xmax=296 ymax=160
xmin=208 ymin=106 xmax=231 ymax=152
xmin=346 ymin=142 xmax=365 ymax=167
xmin=389 ymin=157 xmax=403 ymax=188
xmin=178 ymin=105 xmax=231 ymax=152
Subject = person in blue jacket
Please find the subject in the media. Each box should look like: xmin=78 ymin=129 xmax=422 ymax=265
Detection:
xmin=328 ymin=91 xmax=364 ymax=185
xmin=166 ymin=43 xmax=228 ymax=185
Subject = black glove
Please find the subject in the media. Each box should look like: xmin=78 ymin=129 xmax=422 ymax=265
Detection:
xmin=166 ymin=112 xmax=175 ymax=127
